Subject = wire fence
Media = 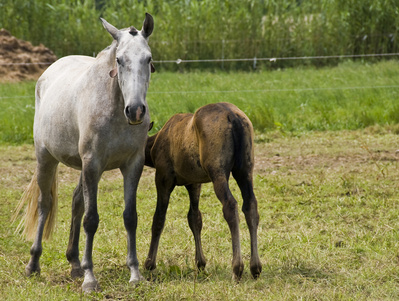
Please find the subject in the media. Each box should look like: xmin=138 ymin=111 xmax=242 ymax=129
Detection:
xmin=1 ymin=52 xmax=399 ymax=100
xmin=2 ymin=52 xmax=399 ymax=66
xmin=2 ymin=85 xmax=399 ymax=100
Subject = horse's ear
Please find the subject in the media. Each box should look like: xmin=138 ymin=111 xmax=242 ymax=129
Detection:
xmin=142 ymin=13 xmax=154 ymax=38
xmin=148 ymin=121 xmax=154 ymax=131
xmin=109 ymin=68 xmax=117 ymax=78
xmin=150 ymin=62 xmax=155 ymax=73
xmin=100 ymin=18 xmax=120 ymax=40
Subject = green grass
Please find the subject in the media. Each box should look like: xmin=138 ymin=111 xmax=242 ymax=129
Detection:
xmin=147 ymin=60 xmax=399 ymax=133
xmin=0 ymin=82 xmax=35 ymax=144
xmin=1 ymin=60 xmax=399 ymax=145
xmin=1 ymin=129 xmax=399 ymax=299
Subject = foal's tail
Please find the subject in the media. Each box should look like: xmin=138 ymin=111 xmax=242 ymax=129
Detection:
xmin=230 ymin=112 xmax=254 ymax=172
xmin=12 ymin=166 xmax=59 ymax=241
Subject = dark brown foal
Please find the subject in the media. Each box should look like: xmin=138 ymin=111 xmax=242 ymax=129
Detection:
xmin=144 ymin=102 xmax=262 ymax=280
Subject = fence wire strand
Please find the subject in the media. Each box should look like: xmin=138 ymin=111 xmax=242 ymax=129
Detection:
xmin=1 ymin=52 xmax=399 ymax=66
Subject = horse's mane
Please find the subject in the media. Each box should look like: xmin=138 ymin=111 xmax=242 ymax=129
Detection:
xmin=95 ymin=40 xmax=117 ymax=63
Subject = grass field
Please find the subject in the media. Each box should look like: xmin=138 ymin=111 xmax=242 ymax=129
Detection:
xmin=1 ymin=129 xmax=399 ymax=300
xmin=1 ymin=61 xmax=399 ymax=299
xmin=1 ymin=60 xmax=399 ymax=144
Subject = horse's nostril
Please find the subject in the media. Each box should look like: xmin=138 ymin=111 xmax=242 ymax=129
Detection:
xmin=125 ymin=104 xmax=146 ymax=124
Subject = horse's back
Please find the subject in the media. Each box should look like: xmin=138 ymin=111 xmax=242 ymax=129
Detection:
xmin=36 ymin=56 xmax=95 ymax=105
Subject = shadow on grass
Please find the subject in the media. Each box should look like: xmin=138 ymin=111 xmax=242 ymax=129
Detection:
xmin=262 ymin=258 xmax=332 ymax=284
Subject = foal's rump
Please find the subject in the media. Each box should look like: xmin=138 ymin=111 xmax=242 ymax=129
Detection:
xmin=193 ymin=102 xmax=254 ymax=174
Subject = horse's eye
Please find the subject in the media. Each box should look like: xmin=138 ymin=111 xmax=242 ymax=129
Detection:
xmin=116 ymin=57 xmax=121 ymax=65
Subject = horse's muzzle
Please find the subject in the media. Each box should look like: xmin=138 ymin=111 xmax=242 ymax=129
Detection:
xmin=125 ymin=104 xmax=146 ymax=125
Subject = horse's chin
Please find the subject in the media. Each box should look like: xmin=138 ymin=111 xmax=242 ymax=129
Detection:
xmin=128 ymin=119 xmax=143 ymax=126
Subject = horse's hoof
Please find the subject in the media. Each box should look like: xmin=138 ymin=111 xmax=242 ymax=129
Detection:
xmin=82 ymin=280 xmax=101 ymax=293
xmin=25 ymin=262 xmax=40 ymax=277
xmin=144 ymin=259 xmax=156 ymax=271
xmin=71 ymin=267 xmax=84 ymax=279
xmin=196 ymin=259 xmax=206 ymax=271
xmin=250 ymin=264 xmax=262 ymax=279
xmin=129 ymin=272 xmax=145 ymax=286
xmin=129 ymin=277 xmax=145 ymax=286
xmin=232 ymin=273 xmax=242 ymax=283
xmin=232 ymin=262 xmax=244 ymax=282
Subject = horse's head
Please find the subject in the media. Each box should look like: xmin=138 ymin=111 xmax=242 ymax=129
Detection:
xmin=100 ymin=13 xmax=154 ymax=125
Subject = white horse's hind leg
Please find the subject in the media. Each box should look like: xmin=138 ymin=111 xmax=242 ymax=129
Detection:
xmin=66 ymin=174 xmax=84 ymax=278
xmin=26 ymin=156 xmax=58 ymax=276
xmin=121 ymin=157 xmax=145 ymax=285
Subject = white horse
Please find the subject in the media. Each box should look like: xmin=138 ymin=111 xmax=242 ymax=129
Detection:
xmin=14 ymin=13 xmax=155 ymax=293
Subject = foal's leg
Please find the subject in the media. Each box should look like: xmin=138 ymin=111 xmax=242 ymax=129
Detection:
xmin=211 ymin=174 xmax=244 ymax=280
xmin=66 ymin=174 xmax=84 ymax=278
xmin=144 ymin=172 xmax=175 ymax=271
xmin=186 ymin=184 xmax=206 ymax=270
xmin=233 ymin=170 xmax=262 ymax=279
xmin=121 ymin=157 xmax=146 ymax=285
xmin=25 ymin=156 xmax=59 ymax=276
xmin=80 ymin=162 xmax=102 ymax=292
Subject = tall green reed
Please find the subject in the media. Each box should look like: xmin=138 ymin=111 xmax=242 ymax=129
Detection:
xmin=0 ymin=0 xmax=398 ymax=70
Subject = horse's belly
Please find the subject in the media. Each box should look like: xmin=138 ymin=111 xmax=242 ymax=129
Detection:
xmin=175 ymin=164 xmax=211 ymax=186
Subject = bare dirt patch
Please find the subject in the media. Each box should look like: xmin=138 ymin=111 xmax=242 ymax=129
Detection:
xmin=0 ymin=29 xmax=57 ymax=82
xmin=254 ymin=130 xmax=399 ymax=177
xmin=2 ymin=130 xmax=398 ymax=196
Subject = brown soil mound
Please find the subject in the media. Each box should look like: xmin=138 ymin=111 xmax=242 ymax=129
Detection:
xmin=0 ymin=28 xmax=57 ymax=82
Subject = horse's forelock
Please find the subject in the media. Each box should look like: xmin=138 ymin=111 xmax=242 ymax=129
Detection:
xmin=129 ymin=26 xmax=138 ymax=36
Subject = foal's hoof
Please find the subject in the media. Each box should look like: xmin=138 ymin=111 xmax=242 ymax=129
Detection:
xmin=232 ymin=263 xmax=244 ymax=282
xmin=250 ymin=263 xmax=262 ymax=279
xmin=196 ymin=259 xmax=206 ymax=271
xmin=71 ymin=267 xmax=84 ymax=279
xmin=82 ymin=280 xmax=101 ymax=294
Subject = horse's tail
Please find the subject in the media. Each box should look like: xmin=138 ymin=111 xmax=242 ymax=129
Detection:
xmin=12 ymin=166 xmax=59 ymax=241
xmin=230 ymin=111 xmax=254 ymax=172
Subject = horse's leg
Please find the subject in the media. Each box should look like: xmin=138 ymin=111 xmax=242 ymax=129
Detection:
xmin=144 ymin=171 xmax=175 ymax=271
xmin=66 ymin=174 xmax=84 ymax=278
xmin=185 ymin=184 xmax=206 ymax=270
xmin=26 ymin=154 xmax=58 ymax=276
xmin=211 ymin=174 xmax=244 ymax=281
xmin=80 ymin=163 xmax=101 ymax=293
xmin=120 ymin=157 xmax=146 ymax=285
xmin=232 ymin=170 xmax=262 ymax=279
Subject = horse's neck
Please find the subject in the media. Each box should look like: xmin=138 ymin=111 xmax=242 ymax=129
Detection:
xmin=94 ymin=41 xmax=122 ymax=103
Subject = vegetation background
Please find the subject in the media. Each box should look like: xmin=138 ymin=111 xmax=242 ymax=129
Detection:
xmin=1 ymin=0 xmax=399 ymax=70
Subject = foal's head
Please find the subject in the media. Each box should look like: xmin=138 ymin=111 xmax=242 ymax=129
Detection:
xmin=101 ymin=13 xmax=154 ymax=125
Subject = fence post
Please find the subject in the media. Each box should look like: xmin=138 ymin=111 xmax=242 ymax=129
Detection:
xmin=221 ymin=39 xmax=225 ymax=70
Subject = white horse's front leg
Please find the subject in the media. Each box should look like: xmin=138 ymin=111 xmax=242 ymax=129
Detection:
xmin=121 ymin=156 xmax=145 ymax=285
xmin=80 ymin=163 xmax=102 ymax=293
